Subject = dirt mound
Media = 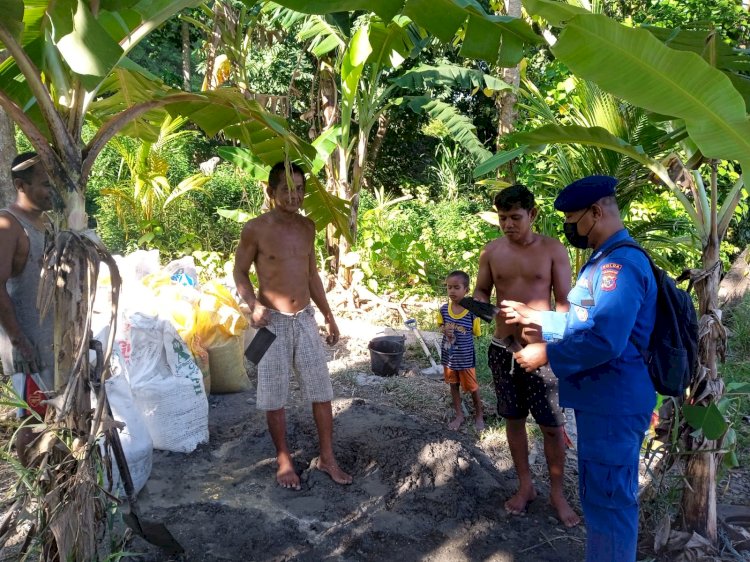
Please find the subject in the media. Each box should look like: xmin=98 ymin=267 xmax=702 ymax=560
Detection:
xmin=131 ymin=390 xmax=585 ymax=561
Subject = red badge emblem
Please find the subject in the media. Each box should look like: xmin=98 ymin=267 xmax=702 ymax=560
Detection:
xmin=601 ymin=270 xmax=619 ymax=291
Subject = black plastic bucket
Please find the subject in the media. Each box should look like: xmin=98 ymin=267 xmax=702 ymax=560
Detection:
xmin=368 ymin=336 xmax=405 ymax=376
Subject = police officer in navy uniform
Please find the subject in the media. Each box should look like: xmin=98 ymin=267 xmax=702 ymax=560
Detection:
xmin=501 ymin=175 xmax=657 ymax=562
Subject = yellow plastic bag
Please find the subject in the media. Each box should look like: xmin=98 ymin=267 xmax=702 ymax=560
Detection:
xmin=195 ymin=281 xmax=248 ymax=349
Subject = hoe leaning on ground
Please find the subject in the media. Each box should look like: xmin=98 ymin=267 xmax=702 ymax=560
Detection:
xmin=395 ymin=304 xmax=443 ymax=378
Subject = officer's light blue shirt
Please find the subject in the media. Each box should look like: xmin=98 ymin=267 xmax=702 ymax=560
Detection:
xmin=539 ymin=229 xmax=658 ymax=416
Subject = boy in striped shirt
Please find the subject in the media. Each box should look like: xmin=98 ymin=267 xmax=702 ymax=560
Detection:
xmin=436 ymin=271 xmax=484 ymax=431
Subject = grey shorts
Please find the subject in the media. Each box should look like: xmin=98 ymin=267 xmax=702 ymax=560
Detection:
xmin=256 ymin=305 xmax=333 ymax=410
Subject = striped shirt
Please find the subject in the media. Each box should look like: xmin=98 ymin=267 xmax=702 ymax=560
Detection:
xmin=436 ymin=303 xmax=481 ymax=370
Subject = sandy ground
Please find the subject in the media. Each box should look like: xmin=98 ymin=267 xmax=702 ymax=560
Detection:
xmin=2 ymin=312 xmax=748 ymax=561
xmin=128 ymin=316 xmax=588 ymax=561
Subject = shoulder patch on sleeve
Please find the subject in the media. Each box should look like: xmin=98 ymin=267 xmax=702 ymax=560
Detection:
xmin=600 ymin=264 xmax=621 ymax=291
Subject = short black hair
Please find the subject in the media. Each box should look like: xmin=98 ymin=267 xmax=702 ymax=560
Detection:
xmin=11 ymin=152 xmax=39 ymax=184
xmin=494 ymin=184 xmax=535 ymax=212
xmin=446 ymin=270 xmax=470 ymax=288
xmin=268 ymin=161 xmax=306 ymax=191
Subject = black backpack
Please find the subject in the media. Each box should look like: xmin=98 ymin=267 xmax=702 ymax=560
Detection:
xmin=586 ymin=240 xmax=698 ymax=396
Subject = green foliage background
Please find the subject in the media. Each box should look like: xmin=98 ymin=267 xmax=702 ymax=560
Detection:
xmin=25 ymin=0 xmax=745 ymax=298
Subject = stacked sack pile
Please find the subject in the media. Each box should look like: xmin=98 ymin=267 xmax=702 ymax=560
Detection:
xmin=91 ymin=250 xmax=250 ymax=492
xmin=138 ymin=255 xmax=250 ymax=395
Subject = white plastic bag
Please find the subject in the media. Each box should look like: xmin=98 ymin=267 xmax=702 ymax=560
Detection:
xmin=91 ymin=348 xmax=153 ymax=495
xmin=127 ymin=313 xmax=208 ymax=453
xmin=164 ymin=256 xmax=197 ymax=287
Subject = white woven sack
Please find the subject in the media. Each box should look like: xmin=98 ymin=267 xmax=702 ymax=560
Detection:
xmin=106 ymin=352 xmax=153 ymax=494
xmin=128 ymin=313 xmax=208 ymax=453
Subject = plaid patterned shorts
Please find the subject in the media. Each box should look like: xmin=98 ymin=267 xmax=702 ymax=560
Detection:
xmin=256 ymin=305 xmax=333 ymax=410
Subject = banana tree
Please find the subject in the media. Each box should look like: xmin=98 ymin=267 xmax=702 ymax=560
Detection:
xmin=269 ymin=3 xmax=520 ymax=276
xmin=477 ymin=0 xmax=750 ymax=542
xmin=99 ymin=115 xmax=212 ymax=250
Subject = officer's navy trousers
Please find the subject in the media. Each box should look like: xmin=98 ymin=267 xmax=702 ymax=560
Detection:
xmin=575 ymin=410 xmax=651 ymax=562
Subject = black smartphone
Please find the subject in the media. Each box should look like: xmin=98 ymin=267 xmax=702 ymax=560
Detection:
xmin=244 ymin=327 xmax=277 ymax=365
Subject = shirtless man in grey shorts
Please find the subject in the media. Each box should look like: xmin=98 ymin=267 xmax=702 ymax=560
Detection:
xmin=474 ymin=184 xmax=579 ymax=527
xmin=234 ymin=161 xmax=352 ymax=490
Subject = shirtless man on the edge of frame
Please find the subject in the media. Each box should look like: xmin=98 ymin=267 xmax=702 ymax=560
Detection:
xmin=473 ymin=184 xmax=580 ymax=527
xmin=234 ymin=161 xmax=352 ymax=490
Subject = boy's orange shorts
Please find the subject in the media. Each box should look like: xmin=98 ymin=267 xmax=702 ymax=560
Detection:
xmin=443 ymin=366 xmax=478 ymax=393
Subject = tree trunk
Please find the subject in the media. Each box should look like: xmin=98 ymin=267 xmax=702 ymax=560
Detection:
xmin=681 ymin=163 xmax=722 ymax=542
xmin=317 ymin=58 xmax=341 ymax=274
xmin=202 ymin=3 xmax=222 ymax=91
xmin=718 ymin=246 xmax=750 ymax=309
xmin=681 ymin=234 xmax=720 ymax=541
xmin=494 ymin=0 xmax=522 ymax=183
xmin=0 ymin=51 xmax=14 ymax=208
xmin=181 ymin=20 xmax=191 ymax=91
xmin=367 ymin=111 xmax=390 ymax=175
xmin=0 ymin=105 xmax=15 ymax=209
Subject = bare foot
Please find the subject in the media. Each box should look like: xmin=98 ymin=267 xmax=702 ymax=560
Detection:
xmin=276 ymin=456 xmax=301 ymax=490
xmin=474 ymin=415 xmax=485 ymax=431
xmin=505 ymin=487 xmax=537 ymax=515
xmin=448 ymin=415 xmax=465 ymax=430
xmin=318 ymin=459 xmax=353 ymax=485
xmin=550 ymin=493 xmax=580 ymax=528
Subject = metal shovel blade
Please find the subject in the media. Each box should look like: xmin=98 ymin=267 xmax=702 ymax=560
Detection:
xmin=122 ymin=511 xmax=184 ymax=555
xmin=458 ymin=297 xmax=499 ymax=323
xmin=244 ymin=327 xmax=276 ymax=365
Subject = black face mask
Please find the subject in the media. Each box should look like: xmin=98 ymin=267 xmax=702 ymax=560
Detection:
xmin=563 ymin=207 xmax=595 ymax=249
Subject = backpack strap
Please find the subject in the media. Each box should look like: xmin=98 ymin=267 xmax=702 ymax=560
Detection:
xmin=582 ymin=239 xmax=654 ymax=361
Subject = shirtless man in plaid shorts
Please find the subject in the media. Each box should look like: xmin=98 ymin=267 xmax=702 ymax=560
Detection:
xmin=234 ymin=161 xmax=351 ymax=490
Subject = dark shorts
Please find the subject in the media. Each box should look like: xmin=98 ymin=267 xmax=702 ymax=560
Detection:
xmin=488 ymin=341 xmax=565 ymax=427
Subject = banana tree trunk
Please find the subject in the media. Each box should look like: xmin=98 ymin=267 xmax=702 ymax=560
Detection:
xmin=681 ymin=164 xmax=722 ymax=541
xmin=494 ymin=0 xmax=522 ymax=183
xmin=0 ymin=105 xmax=14 ymax=208
xmin=203 ymin=2 xmax=222 ymax=91
xmin=0 ymin=51 xmax=14 ymax=208
xmin=336 ymin=127 xmax=368 ymax=285
xmin=182 ymin=20 xmax=191 ymax=91
xmin=681 ymin=236 xmax=720 ymax=540
xmin=316 ymin=58 xmax=342 ymax=274
xmin=366 ymin=111 xmax=389 ymax=178
xmin=50 ymin=176 xmax=89 ymax=389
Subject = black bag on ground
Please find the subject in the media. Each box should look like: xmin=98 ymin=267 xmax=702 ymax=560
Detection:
xmin=587 ymin=241 xmax=698 ymax=396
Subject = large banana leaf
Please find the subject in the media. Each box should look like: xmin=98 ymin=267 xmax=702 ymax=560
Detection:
xmin=643 ymin=26 xmax=750 ymax=112
xmin=366 ymin=16 xmax=426 ymax=70
xmin=474 ymin=124 xmax=702 ymax=230
xmin=0 ymin=0 xmax=26 ymax=42
xmin=303 ymin=175 xmax=353 ymax=242
xmin=48 ymin=0 xmax=124 ymax=90
xmin=270 ymin=0 xmax=404 ymax=21
xmin=0 ymin=0 xmax=204 ymax=145
xmin=4 ymin=0 xmax=202 ymax=91
xmin=392 ymin=64 xmax=513 ymax=94
xmin=0 ymin=37 xmax=48 ymax=136
xmin=296 ymin=15 xmax=347 ymax=58
xmin=88 ymin=66 xmax=173 ymax=142
xmin=273 ymin=0 xmax=540 ymax=66
xmin=217 ymin=146 xmax=269 ymax=180
xmin=523 ymin=1 xmax=750 ymax=174
xmin=218 ymin=146 xmax=352 ymax=241
xmin=340 ymin=23 xmax=372 ymax=143
xmin=400 ymin=96 xmax=491 ymax=162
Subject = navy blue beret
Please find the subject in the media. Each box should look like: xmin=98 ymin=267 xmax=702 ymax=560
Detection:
xmin=554 ymin=175 xmax=618 ymax=212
